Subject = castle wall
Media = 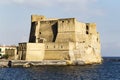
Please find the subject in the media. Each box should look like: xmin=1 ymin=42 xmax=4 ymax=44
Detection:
xmin=39 ymin=20 xmax=58 ymax=42
xmin=75 ymin=21 xmax=86 ymax=34
xmin=58 ymin=18 xmax=75 ymax=33
xmin=26 ymin=43 xmax=45 ymax=61
xmin=73 ymin=42 xmax=86 ymax=60
xmin=88 ymin=33 xmax=101 ymax=58
xmin=18 ymin=43 xmax=45 ymax=61
xmin=29 ymin=15 xmax=46 ymax=42
xmin=74 ymin=32 xmax=102 ymax=63
xmin=44 ymin=42 xmax=76 ymax=61
xmin=56 ymin=33 xmax=76 ymax=42
xmin=44 ymin=51 xmax=70 ymax=60
xmin=86 ymin=23 xmax=97 ymax=34
xmin=75 ymin=21 xmax=88 ymax=42
xmin=68 ymin=42 xmax=76 ymax=61
xmin=56 ymin=18 xmax=76 ymax=42
xmin=5 ymin=47 xmax=17 ymax=60
xmin=44 ymin=42 xmax=70 ymax=60
xmin=31 ymin=15 xmax=46 ymax=22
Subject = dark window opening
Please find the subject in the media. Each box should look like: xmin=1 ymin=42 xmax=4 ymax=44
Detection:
xmin=17 ymin=52 xmax=18 ymax=55
xmin=62 ymin=21 xmax=64 ymax=23
xmin=29 ymin=22 xmax=36 ymax=42
xmin=40 ymin=32 xmax=41 ymax=34
xmin=61 ymin=46 xmax=63 ymax=48
xmin=52 ymin=22 xmax=58 ymax=42
xmin=0 ymin=48 xmax=1 ymax=52
xmin=47 ymin=46 xmax=48 ymax=48
xmin=86 ymin=25 xmax=89 ymax=30
xmin=39 ymin=39 xmax=43 ymax=43
xmin=86 ymin=31 xmax=89 ymax=34
xmin=54 ymin=46 xmax=55 ymax=48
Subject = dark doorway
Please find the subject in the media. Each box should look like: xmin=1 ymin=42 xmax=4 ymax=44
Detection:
xmin=52 ymin=22 xmax=58 ymax=42
xmin=29 ymin=22 xmax=37 ymax=42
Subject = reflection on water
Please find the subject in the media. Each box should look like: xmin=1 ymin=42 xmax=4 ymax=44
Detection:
xmin=0 ymin=57 xmax=120 ymax=80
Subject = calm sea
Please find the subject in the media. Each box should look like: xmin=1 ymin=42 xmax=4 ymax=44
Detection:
xmin=0 ymin=57 xmax=120 ymax=80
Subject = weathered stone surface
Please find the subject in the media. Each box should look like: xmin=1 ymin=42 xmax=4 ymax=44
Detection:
xmin=18 ymin=43 xmax=45 ymax=61
xmin=0 ymin=60 xmax=8 ymax=67
xmin=17 ymin=15 xmax=102 ymax=65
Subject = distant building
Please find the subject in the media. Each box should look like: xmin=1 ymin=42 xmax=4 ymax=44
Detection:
xmin=0 ymin=46 xmax=6 ymax=56
xmin=0 ymin=46 xmax=18 ymax=60
xmin=18 ymin=15 xmax=102 ymax=65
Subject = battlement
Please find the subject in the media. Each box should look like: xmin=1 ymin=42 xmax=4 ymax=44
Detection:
xmin=31 ymin=15 xmax=46 ymax=22
xmin=86 ymin=23 xmax=97 ymax=34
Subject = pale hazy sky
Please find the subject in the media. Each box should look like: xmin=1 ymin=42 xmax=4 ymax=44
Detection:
xmin=0 ymin=0 xmax=120 ymax=56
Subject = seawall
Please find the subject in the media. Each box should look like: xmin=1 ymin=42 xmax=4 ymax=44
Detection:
xmin=0 ymin=60 xmax=102 ymax=68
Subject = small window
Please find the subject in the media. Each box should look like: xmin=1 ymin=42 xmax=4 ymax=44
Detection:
xmin=39 ymin=39 xmax=43 ymax=43
xmin=40 ymin=32 xmax=41 ymax=34
xmin=86 ymin=25 xmax=89 ymax=30
xmin=86 ymin=31 xmax=89 ymax=34
xmin=62 ymin=21 xmax=64 ymax=23
xmin=46 ymin=46 xmax=48 ymax=48
xmin=54 ymin=45 xmax=55 ymax=48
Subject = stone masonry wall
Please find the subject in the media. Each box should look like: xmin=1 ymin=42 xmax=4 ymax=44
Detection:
xmin=44 ymin=42 xmax=70 ymax=60
xmin=26 ymin=43 xmax=45 ymax=61
xmin=55 ymin=18 xmax=76 ymax=42
xmin=39 ymin=20 xmax=58 ymax=42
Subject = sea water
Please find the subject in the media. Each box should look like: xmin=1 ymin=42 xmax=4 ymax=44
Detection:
xmin=0 ymin=57 xmax=120 ymax=80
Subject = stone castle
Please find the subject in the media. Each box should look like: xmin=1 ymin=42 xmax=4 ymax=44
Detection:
xmin=17 ymin=15 xmax=102 ymax=65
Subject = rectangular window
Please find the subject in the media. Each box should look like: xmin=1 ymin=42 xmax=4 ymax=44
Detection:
xmin=86 ymin=31 xmax=89 ymax=34
xmin=86 ymin=25 xmax=89 ymax=30
xmin=86 ymin=25 xmax=89 ymax=34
